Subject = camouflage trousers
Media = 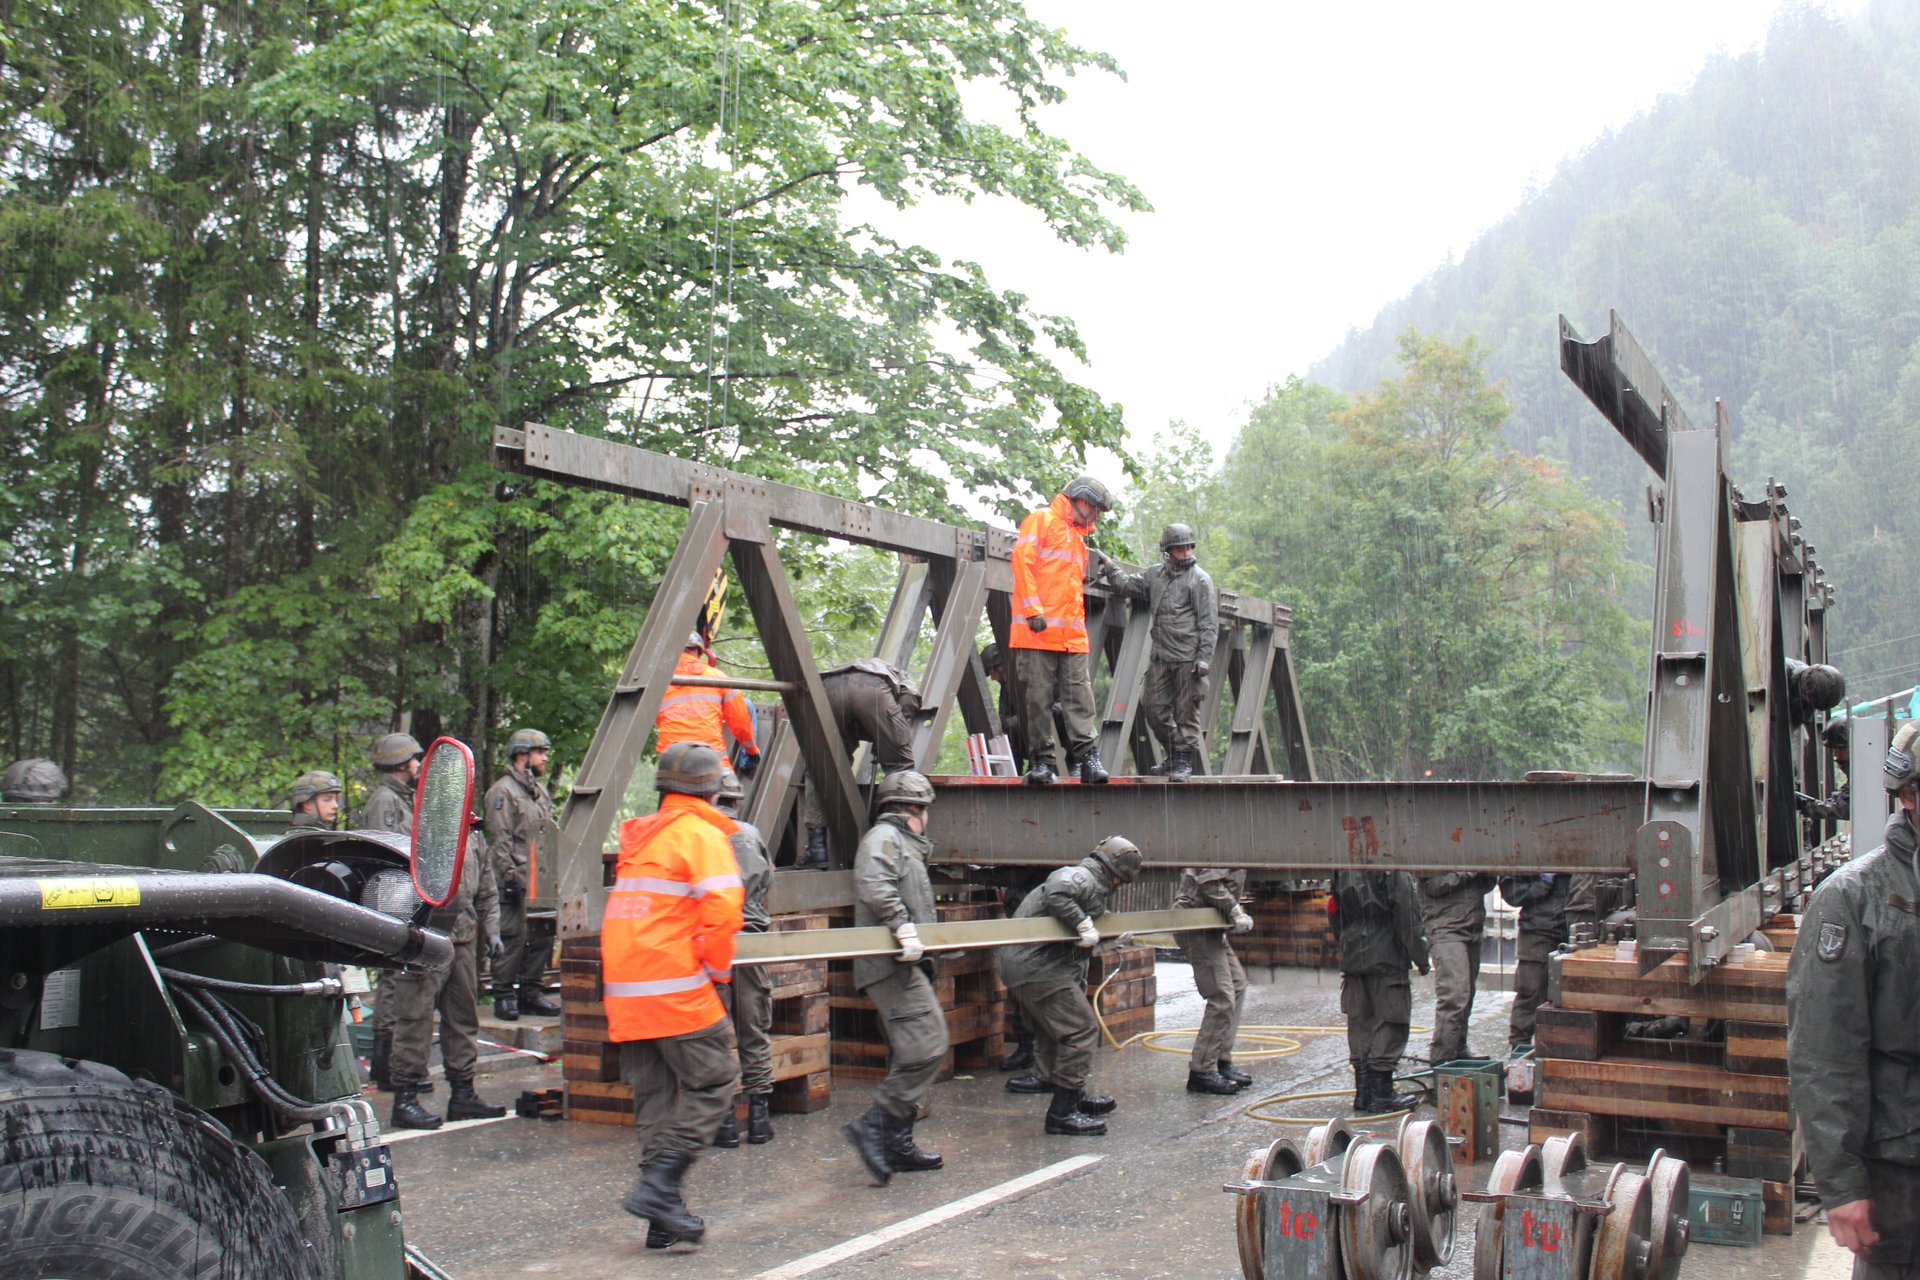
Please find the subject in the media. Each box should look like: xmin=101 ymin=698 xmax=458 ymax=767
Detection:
xmin=862 ymin=963 xmax=950 ymax=1121
xmin=718 ymin=961 xmax=773 ymax=1095
xmin=1509 ymin=931 xmax=1555 ymax=1049
xmin=1427 ymin=936 xmax=1483 ymax=1065
xmin=622 ymin=1016 xmax=740 ymax=1164
xmin=802 ymin=672 xmax=917 ymax=833
xmin=389 ymin=939 xmax=480 ymax=1086
xmin=1143 ymin=660 xmax=1209 ymax=753
xmin=1009 ymin=977 xmax=1100 ymax=1091
xmin=1341 ymin=971 xmax=1412 ymax=1074
xmin=1185 ymin=929 xmax=1247 ymax=1072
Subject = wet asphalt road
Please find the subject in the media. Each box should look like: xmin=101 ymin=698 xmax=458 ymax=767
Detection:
xmin=389 ymin=963 xmax=1850 ymax=1280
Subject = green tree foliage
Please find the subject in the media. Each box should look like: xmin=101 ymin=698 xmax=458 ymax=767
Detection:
xmin=1310 ymin=0 xmax=1920 ymax=698
xmin=0 ymin=0 xmax=1145 ymax=800
xmin=1187 ymin=335 xmax=1643 ymax=780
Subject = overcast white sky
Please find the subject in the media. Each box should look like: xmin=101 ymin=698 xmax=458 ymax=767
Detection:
xmin=863 ymin=0 xmax=1858 ymax=462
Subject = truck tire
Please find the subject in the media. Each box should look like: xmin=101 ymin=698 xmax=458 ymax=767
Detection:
xmin=0 ymin=1048 xmax=325 ymax=1279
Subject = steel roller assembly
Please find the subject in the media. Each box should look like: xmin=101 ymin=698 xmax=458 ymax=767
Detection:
xmin=1229 ymin=1117 xmax=1457 ymax=1280
xmin=1463 ymin=1132 xmax=1690 ymax=1280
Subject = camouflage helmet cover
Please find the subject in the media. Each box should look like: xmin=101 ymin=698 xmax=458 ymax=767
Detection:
xmin=506 ymin=728 xmax=551 ymax=758
xmin=1 ymin=758 xmax=70 ymax=803
xmin=656 ymin=741 xmax=726 ymax=796
xmin=1060 ymin=474 xmax=1113 ymax=511
xmin=715 ymin=768 xmax=744 ymax=806
xmin=1159 ymin=523 xmax=1197 ymax=552
xmin=1884 ymin=722 xmax=1920 ymax=794
xmin=1090 ymin=834 xmax=1143 ymax=883
xmin=1797 ymin=663 xmax=1847 ymax=713
xmin=875 ymin=770 xmax=935 ymax=811
xmin=371 ymin=732 xmax=424 ymax=770
xmin=289 ymin=769 xmax=344 ymax=808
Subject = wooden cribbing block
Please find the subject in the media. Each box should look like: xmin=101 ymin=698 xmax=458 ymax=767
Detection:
xmin=1724 ymin=1021 xmax=1788 ymax=1076
xmin=768 ymin=1032 xmax=829 ymax=1080
xmin=1727 ymin=1124 xmax=1800 ymax=1183
xmin=770 ymin=1071 xmax=831 ymax=1114
xmin=769 ymin=991 xmax=830 ymax=1037
xmin=1551 ymin=944 xmax=1788 ymax=1022
xmin=1538 ymin=1057 xmax=1791 ymax=1129
xmin=564 ymin=1080 xmax=634 ymax=1127
xmin=1533 ymin=1007 xmax=1617 ymax=1061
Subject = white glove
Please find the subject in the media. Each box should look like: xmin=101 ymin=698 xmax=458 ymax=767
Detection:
xmin=1230 ymin=907 xmax=1254 ymax=935
xmin=1115 ymin=932 xmax=1136 ymax=949
xmin=1074 ymin=918 xmax=1101 ymax=949
xmin=894 ymin=922 xmax=925 ymax=964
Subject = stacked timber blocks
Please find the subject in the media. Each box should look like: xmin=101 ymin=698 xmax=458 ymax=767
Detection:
xmin=1527 ymin=937 xmax=1797 ymax=1235
xmin=829 ymin=898 xmax=1008 ymax=1080
xmin=1235 ymin=886 xmax=1337 ymax=970
xmin=559 ymin=912 xmax=833 ymax=1127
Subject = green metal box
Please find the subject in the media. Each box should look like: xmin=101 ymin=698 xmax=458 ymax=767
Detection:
xmin=1686 ymin=1173 xmax=1766 ymax=1247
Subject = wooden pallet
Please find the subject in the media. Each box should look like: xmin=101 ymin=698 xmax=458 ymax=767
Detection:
xmin=1236 ymin=889 xmax=1336 ymax=969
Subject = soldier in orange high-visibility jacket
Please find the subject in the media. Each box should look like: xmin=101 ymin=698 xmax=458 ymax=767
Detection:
xmin=609 ymin=742 xmax=745 ymax=1251
xmin=1009 ymin=474 xmax=1115 ymax=786
xmin=656 ymin=634 xmax=762 ymax=778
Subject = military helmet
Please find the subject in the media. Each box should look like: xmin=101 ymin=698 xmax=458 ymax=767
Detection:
xmin=714 ymin=768 xmax=744 ymax=807
xmin=686 ymin=631 xmax=705 ymax=651
xmin=288 ymin=769 xmax=344 ymax=808
xmin=506 ymin=728 xmax=551 ymax=759
xmin=1796 ymin=663 xmax=1846 ymax=712
xmin=1089 ymin=834 xmax=1143 ymax=884
xmin=1822 ymin=717 xmax=1851 ymax=752
xmin=1 ymin=758 xmax=70 ymax=803
xmin=371 ymin=732 xmax=424 ymax=770
xmin=875 ymin=770 xmax=935 ymax=811
xmin=1159 ymin=523 xmax=1197 ymax=553
xmin=980 ymin=642 xmax=1003 ymax=673
xmin=656 ymin=741 xmax=726 ymax=797
xmin=1883 ymin=722 xmax=1920 ymax=794
xmin=1061 ymin=473 xmax=1113 ymax=511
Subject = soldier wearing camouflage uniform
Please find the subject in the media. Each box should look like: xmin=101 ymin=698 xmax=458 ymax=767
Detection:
xmin=711 ymin=768 xmax=777 ymax=1148
xmin=797 ymin=659 xmax=923 ymax=869
xmin=362 ymin=732 xmax=423 ymax=1093
xmin=1790 ymin=721 xmax=1920 ymax=1277
xmin=1178 ymin=867 xmax=1253 ymax=1095
xmin=841 ymin=771 xmax=948 ymax=1185
xmin=485 ymin=729 xmax=558 ymax=1020
xmin=2 ymin=758 xmax=70 ymax=803
xmin=388 ymin=822 xmax=507 ymax=1130
xmin=288 ymin=770 xmax=343 ymax=830
xmin=1498 ymin=873 xmax=1570 ymax=1052
xmin=1332 ymin=870 xmax=1429 ymax=1114
xmin=1105 ymin=524 xmax=1219 ymax=782
xmin=1418 ymin=872 xmax=1495 ymax=1066
xmin=999 ymin=837 xmax=1143 ymax=1136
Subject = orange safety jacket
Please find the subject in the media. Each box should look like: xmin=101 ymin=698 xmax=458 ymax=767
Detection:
xmin=656 ymin=651 xmax=760 ymax=757
xmin=603 ymin=794 xmax=744 ymax=1041
xmin=1008 ymin=494 xmax=1093 ymax=654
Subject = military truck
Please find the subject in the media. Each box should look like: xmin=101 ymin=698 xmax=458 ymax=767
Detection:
xmin=0 ymin=739 xmax=478 ymax=1279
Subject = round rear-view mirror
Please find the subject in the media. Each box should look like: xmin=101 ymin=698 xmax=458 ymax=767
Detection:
xmin=411 ymin=737 xmax=474 ymax=907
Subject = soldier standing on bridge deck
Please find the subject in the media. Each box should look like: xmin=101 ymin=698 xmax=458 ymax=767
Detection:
xmin=362 ymin=732 xmax=423 ymax=1094
xmin=999 ymin=836 xmax=1143 ymax=1136
xmin=1177 ymin=866 xmax=1254 ymax=1095
xmin=1418 ymin=872 xmax=1494 ymax=1066
xmin=485 ymin=729 xmax=559 ymax=1021
xmin=1331 ymin=870 xmax=1429 ymax=1114
xmin=609 ymin=742 xmax=744 ymax=1251
xmin=1009 ymin=475 xmax=1115 ymax=786
xmin=841 ymin=770 xmax=948 ymax=1185
xmin=1498 ymin=873 xmax=1569 ymax=1054
xmin=287 ymin=770 xmax=343 ymax=830
xmin=1104 ymin=523 xmax=1219 ymax=782
xmin=711 ymin=768 xmax=777 ymax=1148
xmin=797 ymin=658 xmax=925 ymax=870
xmin=1789 ymin=721 xmax=1920 ymax=1278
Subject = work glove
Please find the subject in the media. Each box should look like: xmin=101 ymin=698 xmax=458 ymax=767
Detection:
xmin=499 ymin=875 xmax=524 ymax=908
xmin=1027 ymin=615 xmax=1048 ymax=633
xmin=894 ymin=922 xmax=925 ymax=964
xmin=1540 ymin=873 xmax=1556 ymax=884
xmin=1194 ymin=660 xmax=1211 ymax=679
xmin=487 ymin=934 xmax=506 ymax=962
xmin=1229 ymin=907 xmax=1254 ymax=935
xmin=737 ymin=751 xmax=760 ymax=779
xmin=1114 ymin=932 xmax=1137 ymax=949
xmin=1074 ymin=918 xmax=1101 ymax=949
xmin=1418 ymin=960 xmax=1431 ymax=977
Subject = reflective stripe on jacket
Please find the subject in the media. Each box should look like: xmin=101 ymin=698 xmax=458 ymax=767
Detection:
xmin=604 ymin=794 xmax=745 ymax=1041
xmin=656 ymin=651 xmax=759 ymax=756
xmin=1009 ymin=494 xmax=1092 ymax=654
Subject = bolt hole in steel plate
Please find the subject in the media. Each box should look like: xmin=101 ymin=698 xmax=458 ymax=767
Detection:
xmin=1339 ymin=1140 xmax=1415 ymax=1280
xmin=1473 ymin=1144 xmax=1544 ymax=1280
xmin=1643 ymin=1150 xmax=1691 ymax=1280
xmin=1396 ymin=1118 xmax=1457 ymax=1268
xmin=1593 ymin=1166 xmax=1655 ymax=1280
xmin=1237 ymin=1137 xmax=1307 ymax=1280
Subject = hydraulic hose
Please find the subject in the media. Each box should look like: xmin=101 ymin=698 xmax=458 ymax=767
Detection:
xmin=172 ymin=985 xmax=338 ymax=1124
xmin=160 ymin=967 xmax=344 ymax=998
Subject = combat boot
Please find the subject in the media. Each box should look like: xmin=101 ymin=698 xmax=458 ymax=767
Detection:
xmin=493 ymin=992 xmax=520 ymax=1022
xmin=1351 ymin=1067 xmax=1369 ymax=1113
xmin=841 ymin=1103 xmax=895 ymax=1186
xmin=645 ymin=1227 xmax=677 ymax=1251
xmin=368 ymin=1031 xmax=393 ymax=1091
xmin=391 ymin=1087 xmax=442 ymax=1131
xmin=1167 ymin=748 xmax=1193 ymax=783
xmin=622 ymin=1152 xmax=704 ymax=1244
xmin=1075 ymin=1091 xmax=1116 ymax=1115
xmin=445 ymin=1074 xmax=506 ymax=1120
xmin=1146 ymin=757 xmax=1171 ymax=776
xmin=1363 ymin=1068 xmax=1421 ymax=1114
xmin=797 ymin=827 xmax=830 ymax=869
xmin=1024 ymin=762 xmax=1057 ymax=786
xmin=998 ymin=1032 xmax=1036 ymax=1072
xmin=1004 ymin=1074 xmax=1050 ymax=1094
xmin=1044 ymin=1085 xmax=1107 ymax=1136
xmin=885 ymin=1118 xmax=944 ymax=1172
xmin=746 ymin=1095 xmax=775 ymax=1144
xmin=1186 ymin=1068 xmax=1239 ymax=1095
xmin=1217 ymin=1058 xmax=1253 ymax=1089
xmin=521 ymin=990 xmax=562 ymax=1017
xmin=1071 ymin=746 xmax=1111 ymax=785
xmin=714 ymin=1107 xmax=739 ymax=1148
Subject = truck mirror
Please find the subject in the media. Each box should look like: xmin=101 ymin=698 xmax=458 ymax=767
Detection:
xmin=411 ymin=737 xmax=474 ymax=907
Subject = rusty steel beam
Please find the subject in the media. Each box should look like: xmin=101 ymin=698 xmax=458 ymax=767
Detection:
xmin=923 ymin=776 xmax=1640 ymax=874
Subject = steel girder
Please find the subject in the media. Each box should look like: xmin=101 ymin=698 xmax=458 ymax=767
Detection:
xmin=1561 ymin=312 xmax=1838 ymax=978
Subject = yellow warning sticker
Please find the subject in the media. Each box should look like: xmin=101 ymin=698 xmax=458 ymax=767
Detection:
xmin=38 ymin=877 xmax=142 ymax=910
